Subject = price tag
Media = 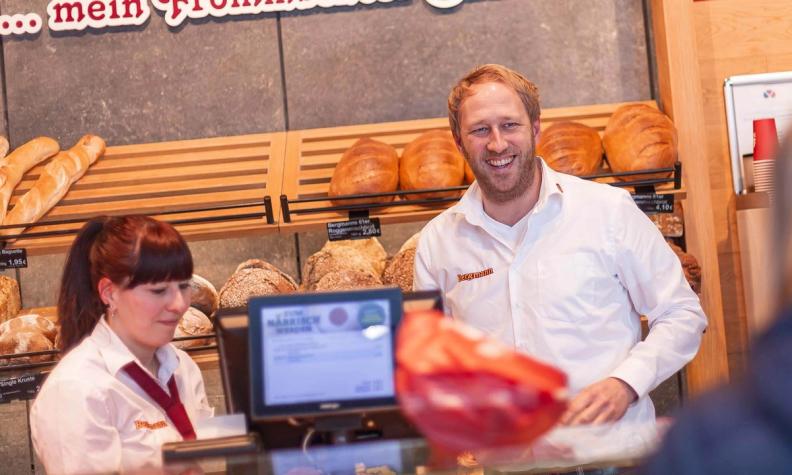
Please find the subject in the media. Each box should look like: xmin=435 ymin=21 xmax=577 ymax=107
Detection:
xmin=632 ymin=193 xmax=675 ymax=214
xmin=327 ymin=217 xmax=382 ymax=241
xmin=0 ymin=372 xmax=48 ymax=403
xmin=0 ymin=248 xmax=28 ymax=269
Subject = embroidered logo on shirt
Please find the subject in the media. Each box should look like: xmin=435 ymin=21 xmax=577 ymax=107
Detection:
xmin=457 ymin=267 xmax=494 ymax=282
xmin=134 ymin=420 xmax=168 ymax=431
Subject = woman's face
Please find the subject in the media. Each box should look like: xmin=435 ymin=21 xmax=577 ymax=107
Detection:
xmin=101 ymin=279 xmax=192 ymax=356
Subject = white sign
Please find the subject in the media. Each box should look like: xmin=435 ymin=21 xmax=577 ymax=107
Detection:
xmin=0 ymin=0 xmax=468 ymax=35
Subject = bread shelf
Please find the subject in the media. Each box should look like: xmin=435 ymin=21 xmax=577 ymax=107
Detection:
xmin=278 ymin=100 xmax=682 ymax=233
xmin=2 ymin=133 xmax=286 ymax=255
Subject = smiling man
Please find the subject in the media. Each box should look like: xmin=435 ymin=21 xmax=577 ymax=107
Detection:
xmin=413 ymin=64 xmax=707 ymax=434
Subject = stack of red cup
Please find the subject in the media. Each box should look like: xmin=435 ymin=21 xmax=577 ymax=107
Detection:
xmin=753 ymin=118 xmax=779 ymax=201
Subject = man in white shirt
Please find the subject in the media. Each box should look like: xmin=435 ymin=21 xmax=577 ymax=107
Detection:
xmin=413 ymin=64 xmax=707 ymax=429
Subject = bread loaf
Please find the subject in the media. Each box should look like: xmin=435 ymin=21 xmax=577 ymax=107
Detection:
xmin=328 ymin=138 xmax=399 ymax=205
xmin=19 ymin=306 xmax=58 ymax=325
xmin=0 ymin=137 xmax=60 ymax=224
xmin=463 ymin=159 xmax=475 ymax=184
xmin=399 ymin=231 xmax=421 ymax=254
xmin=302 ymin=247 xmax=380 ymax=291
xmin=668 ymin=241 xmax=702 ymax=294
xmin=314 ymin=269 xmax=383 ymax=292
xmin=0 ymin=330 xmax=54 ymax=366
xmin=219 ymin=264 xmax=297 ymax=309
xmin=173 ymin=307 xmax=213 ymax=349
xmin=1 ymin=135 xmax=105 ymax=240
xmin=536 ymin=122 xmax=603 ymax=176
xmin=189 ymin=274 xmax=219 ymax=318
xmin=0 ymin=276 xmax=21 ymax=325
xmin=234 ymin=259 xmax=298 ymax=288
xmin=0 ymin=136 xmax=8 ymax=160
xmin=400 ymin=130 xmax=465 ymax=199
xmin=321 ymin=237 xmax=388 ymax=276
xmin=382 ymin=248 xmax=416 ymax=292
xmin=603 ymin=104 xmax=677 ymax=180
xmin=0 ymin=314 xmax=57 ymax=343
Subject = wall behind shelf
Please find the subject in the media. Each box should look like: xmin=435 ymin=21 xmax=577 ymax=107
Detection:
xmin=0 ymin=0 xmax=651 ymax=147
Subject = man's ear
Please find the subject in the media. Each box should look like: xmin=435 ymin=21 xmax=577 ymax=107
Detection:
xmin=97 ymin=277 xmax=117 ymax=307
xmin=532 ymin=119 xmax=541 ymax=142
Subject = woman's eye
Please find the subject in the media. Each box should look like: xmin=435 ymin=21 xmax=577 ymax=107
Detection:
xmin=150 ymin=288 xmax=167 ymax=295
xmin=178 ymin=282 xmax=191 ymax=291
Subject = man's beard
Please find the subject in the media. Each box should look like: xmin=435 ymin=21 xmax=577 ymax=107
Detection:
xmin=464 ymin=146 xmax=538 ymax=204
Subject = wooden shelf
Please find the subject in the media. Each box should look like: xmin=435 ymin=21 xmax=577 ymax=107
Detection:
xmin=5 ymin=133 xmax=286 ymax=255
xmin=279 ymin=100 xmax=678 ymax=233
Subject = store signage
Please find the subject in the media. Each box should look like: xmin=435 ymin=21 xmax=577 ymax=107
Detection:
xmin=632 ymin=193 xmax=675 ymax=214
xmin=0 ymin=0 xmax=467 ymax=35
xmin=327 ymin=217 xmax=382 ymax=241
xmin=0 ymin=248 xmax=28 ymax=269
xmin=0 ymin=373 xmax=48 ymax=403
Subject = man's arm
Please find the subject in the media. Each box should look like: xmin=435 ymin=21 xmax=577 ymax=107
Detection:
xmin=607 ymin=192 xmax=707 ymax=399
xmin=563 ymin=192 xmax=706 ymax=425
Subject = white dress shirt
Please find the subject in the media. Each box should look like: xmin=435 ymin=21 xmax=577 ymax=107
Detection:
xmin=414 ymin=159 xmax=707 ymax=429
xmin=30 ymin=317 xmax=213 ymax=475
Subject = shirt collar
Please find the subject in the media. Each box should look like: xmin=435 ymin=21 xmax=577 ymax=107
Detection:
xmin=92 ymin=316 xmax=181 ymax=383
xmin=452 ymin=157 xmax=565 ymax=227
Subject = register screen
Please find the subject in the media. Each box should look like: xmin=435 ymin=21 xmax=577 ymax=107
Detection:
xmin=258 ymin=299 xmax=395 ymax=406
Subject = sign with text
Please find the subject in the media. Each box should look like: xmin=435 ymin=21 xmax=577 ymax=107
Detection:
xmin=632 ymin=193 xmax=675 ymax=214
xmin=1 ymin=0 xmax=467 ymax=36
xmin=0 ymin=373 xmax=48 ymax=403
xmin=0 ymin=248 xmax=28 ymax=269
xmin=327 ymin=217 xmax=382 ymax=241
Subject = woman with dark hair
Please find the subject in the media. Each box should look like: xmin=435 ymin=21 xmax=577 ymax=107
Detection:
xmin=30 ymin=215 xmax=213 ymax=474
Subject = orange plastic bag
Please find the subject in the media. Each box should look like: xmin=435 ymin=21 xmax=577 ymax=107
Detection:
xmin=396 ymin=310 xmax=568 ymax=454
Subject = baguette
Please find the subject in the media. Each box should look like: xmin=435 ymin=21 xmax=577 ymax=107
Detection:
xmin=0 ymin=137 xmax=60 ymax=224
xmin=1 ymin=135 xmax=105 ymax=240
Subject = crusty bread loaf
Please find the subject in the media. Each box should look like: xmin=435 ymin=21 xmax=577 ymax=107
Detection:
xmin=399 ymin=231 xmax=421 ymax=254
xmin=190 ymin=274 xmax=219 ymax=318
xmin=19 ymin=306 xmax=58 ymax=325
xmin=0 ymin=330 xmax=54 ymax=366
xmin=234 ymin=259 xmax=298 ymax=288
xmin=0 ymin=276 xmax=21 ymax=325
xmin=321 ymin=237 xmax=388 ymax=276
xmin=302 ymin=247 xmax=380 ymax=291
xmin=0 ymin=314 xmax=57 ymax=343
xmin=536 ymin=122 xmax=603 ymax=176
xmin=219 ymin=264 xmax=298 ymax=309
xmin=603 ymin=104 xmax=677 ymax=180
xmin=463 ymin=159 xmax=475 ymax=184
xmin=1 ymin=135 xmax=105 ymax=239
xmin=400 ymin=130 xmax=465 ymax=199
xmin=173 ymin=307 xmax=213 ymax=349
xmin=0 ymin=136 xmax=8 ymax=160
xmin=314 ymin=268 xmax=383 ymax=292
xmin=668 ymin=241 xmax=702 ymax=294
xmin=328 ymin=138 xmax=399 ymax=205
xmin=382 ymin=248 xmax=416 ymax=292
xmin=0 ymin=137 xmax=59 ymax=224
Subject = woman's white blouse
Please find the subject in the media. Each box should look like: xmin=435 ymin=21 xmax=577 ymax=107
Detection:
xmin=30 ymin=317 xmax=213 ymax=474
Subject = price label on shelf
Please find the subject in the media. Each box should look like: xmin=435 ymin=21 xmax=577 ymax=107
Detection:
xmin=632 ymin=193 xmax=675 ymax=214
xmin=327 ymin=217 xmax=382 ymax=241
xmin=0 ymin=373 xmax=47 ymax=403
xmin=0 ymin=248 xmax=27 ymax=269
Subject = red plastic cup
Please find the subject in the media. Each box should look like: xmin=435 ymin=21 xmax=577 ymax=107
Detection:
xmin=753 ymin=118 xmax=779 ymax=161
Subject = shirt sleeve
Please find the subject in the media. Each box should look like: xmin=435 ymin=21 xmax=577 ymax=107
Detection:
xmin=30 ymin=379 xmax=122 ymax=475
xmin=607 ymin=192 xmax=708 ymax=399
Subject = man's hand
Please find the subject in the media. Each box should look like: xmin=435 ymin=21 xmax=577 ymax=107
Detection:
xmin=559 ymin=377 xmax=638 ymax=426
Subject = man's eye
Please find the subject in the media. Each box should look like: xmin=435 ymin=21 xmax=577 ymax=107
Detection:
xmin=471 ymin=127 xmax=488 ymax=135
xmin=503 ymin=122 xmax=519 ymax=129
